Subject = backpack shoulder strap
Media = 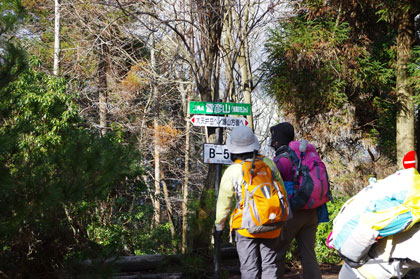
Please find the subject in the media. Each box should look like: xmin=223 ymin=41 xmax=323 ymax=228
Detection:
xmin=274 ymin=144 xmax=292 ymax=159
xmin=274 ymin=145 xmax=294 ymax=176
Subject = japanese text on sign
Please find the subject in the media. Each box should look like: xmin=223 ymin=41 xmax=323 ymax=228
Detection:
xmin=191 ymin=115 xmax=248 ymax=127
xmin=190 ymin=101 xmax=251 ymax=116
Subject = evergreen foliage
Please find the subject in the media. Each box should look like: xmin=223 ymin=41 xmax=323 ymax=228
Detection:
xmin=264 ymin=3 xmax=399 ymax=153
xmin=0 ymin=60 xmax=143 ymax=275
xmin=0 ymin=0 xmax=27 ymax=88
xmin=410 ymin=46 xmax=420 ymax=103
xmin=265 ymin=16 xmax=351 ymax=117
xmin=263 ymin=0 xmax=420 ymax=189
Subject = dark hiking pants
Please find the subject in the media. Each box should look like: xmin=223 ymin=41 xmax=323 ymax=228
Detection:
xmin=235 ymin=231 xmax=279 ymax=279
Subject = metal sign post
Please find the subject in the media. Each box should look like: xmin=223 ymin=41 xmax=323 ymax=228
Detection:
xmin=188 ymin=100 xmax=252 ymax=279
xmin=213 ymin=125 xmax=223 ymax=279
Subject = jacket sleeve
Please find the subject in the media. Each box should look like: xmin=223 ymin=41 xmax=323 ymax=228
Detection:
xmin=214 ymin=164 xmax=241 ymax=231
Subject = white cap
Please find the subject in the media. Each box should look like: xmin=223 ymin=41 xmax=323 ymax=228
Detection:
xmin=226 ymin=126 xmax=260 ymax=154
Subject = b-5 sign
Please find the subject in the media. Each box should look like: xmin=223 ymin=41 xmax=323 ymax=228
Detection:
xmin=190 ymin=115 xmax=248 ymax=128
xmin=190 ymin=101 xmax=251 ymax=116
xmin=203 ymin=144 xmax=233 ymax=164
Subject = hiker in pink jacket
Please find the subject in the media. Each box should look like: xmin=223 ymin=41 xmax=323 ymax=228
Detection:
xmin=270 ymin=122 xmax=323 ymax=279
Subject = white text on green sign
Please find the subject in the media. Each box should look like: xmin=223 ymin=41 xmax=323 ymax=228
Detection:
xmin=191 ymin=115 xmax=248 ymax=127
xmin=189 ymin=101 xmax=251 ymax=116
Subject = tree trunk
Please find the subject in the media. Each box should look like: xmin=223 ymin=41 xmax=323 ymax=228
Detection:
xmin=181 ymin=86 xmax=191 ymax=254
xmin=161 ymin=177 xmax=175 ymax=238
xmin=222 ymin=1 xmax=236 ymax=102
xmin=151 ymin=36 xmax=161 ymax=227
xmin=142 ymin=174 xmax=156 ymax=230
xmin=82 ymin=247 xmax=237 ymax=272
xmin=190 ymin=0 xmax=224 ymax=253
xmin=396 ymin=11 xmax=414 ymax=167
xmin=234 ymin=0 xmax=254 ymax=129
xmin=416 ymin=107 xmax=420 ymax=157
xmin=153 ymin=119 xmax=161 ymax=226
xmin=97 ymin=43 xmax=108 ymax=136
xmin=53 ymin=0 xmax=60 ymax=76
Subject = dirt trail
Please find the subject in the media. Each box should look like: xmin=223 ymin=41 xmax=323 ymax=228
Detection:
xmin=284 ymin=264 xmax=341 ymax=279
xmin=220 ymin=258 xmax=341 ymax=279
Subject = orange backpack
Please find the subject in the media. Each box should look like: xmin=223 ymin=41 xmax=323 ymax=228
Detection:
xmin=230 ymin=156 xmax=289 ymax=234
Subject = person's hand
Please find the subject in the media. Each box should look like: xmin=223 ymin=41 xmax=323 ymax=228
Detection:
xmin=213 ymin=229 xmax=223 ymax=243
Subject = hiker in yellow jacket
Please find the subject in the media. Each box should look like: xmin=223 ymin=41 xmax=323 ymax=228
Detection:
xmin=214 ymin=126 xmax=289 ymax=279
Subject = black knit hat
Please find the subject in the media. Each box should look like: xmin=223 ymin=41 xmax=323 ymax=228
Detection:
xmin=270 ymin=122 xmax=295 ymax=148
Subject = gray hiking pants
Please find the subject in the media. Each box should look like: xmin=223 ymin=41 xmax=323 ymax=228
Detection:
xmin=235 ymin=231 xmax=279 ymax=279
xmin=277 ymin=208 xmax=322 ymax=279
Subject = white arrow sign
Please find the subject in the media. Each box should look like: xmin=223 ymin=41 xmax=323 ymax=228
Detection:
xmin=203 ymin=144 xmax=233 ymax=164
xmin=190 ymin=115 xmax=248 ymax=127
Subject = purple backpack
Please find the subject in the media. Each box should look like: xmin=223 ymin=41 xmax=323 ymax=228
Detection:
xmin=274 ymin=140 xmax=331 ymax=209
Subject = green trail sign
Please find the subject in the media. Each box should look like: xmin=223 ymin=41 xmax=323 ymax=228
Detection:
xmin=189 ymin=101 xmax=251 ymax=116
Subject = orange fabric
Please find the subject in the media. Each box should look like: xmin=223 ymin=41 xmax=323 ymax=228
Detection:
xmin=237 ymin=227 xmax=281 ymax=238
xmin=230 ymin=156 xmax=288 ymax=239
